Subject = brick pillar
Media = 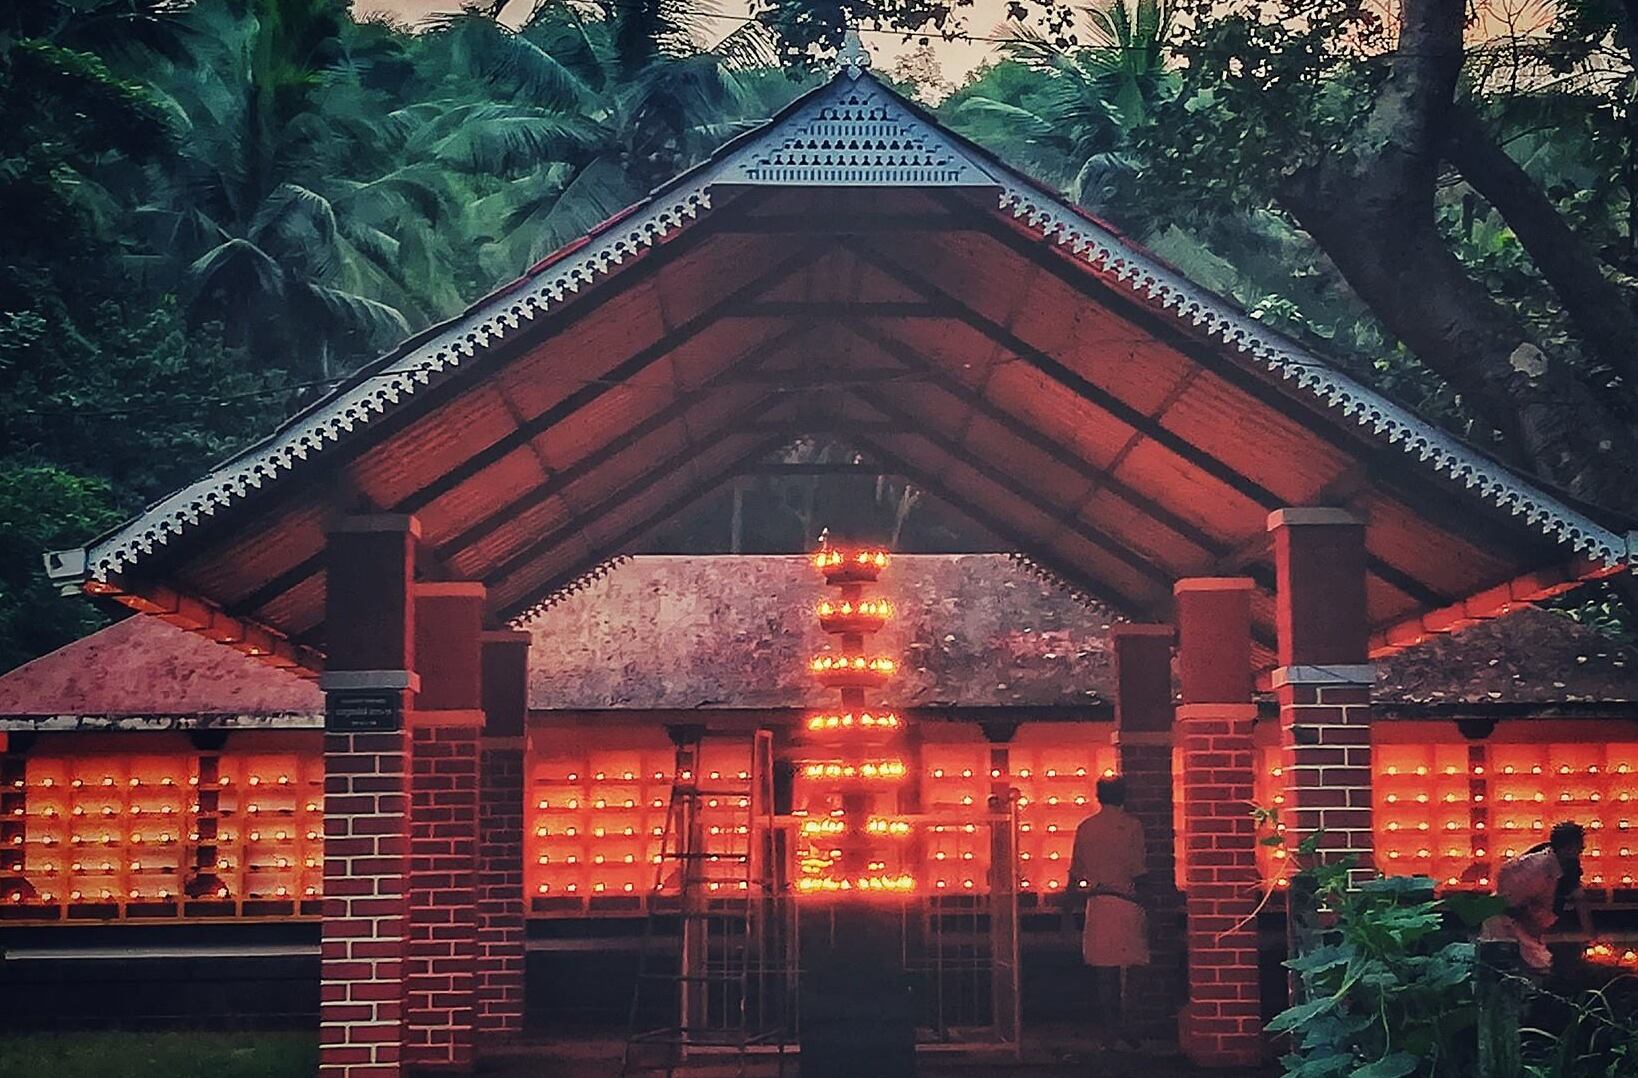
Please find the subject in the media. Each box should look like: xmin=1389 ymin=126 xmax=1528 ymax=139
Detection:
xmin=406 ymin=583 xmax=486 ymax=1072
xmin=1173 ymin=579 xmax=1262 ymax=1068
xmin=1269 ymin=509 xmax=1374 ymax=880
xmin=320 ymin=515 xmax=419 ymax=1077
xmin=1110 ymin=625 xmax=1185 ymax=1043
xmin=476 ymin=630 xmax=529 ymax=1038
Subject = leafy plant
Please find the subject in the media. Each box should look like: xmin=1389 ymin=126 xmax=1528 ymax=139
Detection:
xmin=1266 ymin=830 xmax=1487 ymax=1077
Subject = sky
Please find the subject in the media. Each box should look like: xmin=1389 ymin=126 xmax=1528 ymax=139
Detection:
xmin=355 ymin=1 xmax=1557 ymax=92
xmin=357 ymin=0 xmax=1016 ymax=83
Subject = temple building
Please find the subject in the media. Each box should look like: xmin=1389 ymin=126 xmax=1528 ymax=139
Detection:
xmin=5 ymin=51 xmax=1637 ymax=1075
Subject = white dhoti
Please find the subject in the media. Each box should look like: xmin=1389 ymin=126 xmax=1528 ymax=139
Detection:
xmin=1083 ymin=894 xmax=1149 ymax=968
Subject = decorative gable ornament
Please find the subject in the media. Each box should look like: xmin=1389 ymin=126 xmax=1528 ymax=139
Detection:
xmin=718 ymin=77 xmax=997 ymax=187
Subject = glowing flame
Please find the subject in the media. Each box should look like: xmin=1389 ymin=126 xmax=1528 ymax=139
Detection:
xmin=812 ymin=549 xmax=891 ymax=572
xmin=816 ymin=599 xmax=893 ymax=619
xmin=802 ymin=761 xmax=908 ymax=780
xmin=796 ymin=874 xmax=915 ymax=894
xmin=806 ymin=712 xmax=901 ymax=732
xmin=810 ymin=655 xmax=896 ymax=675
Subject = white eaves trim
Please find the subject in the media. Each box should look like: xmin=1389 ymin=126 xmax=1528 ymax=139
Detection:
xmin=57 ymin=73 xmax=1633 ymax=589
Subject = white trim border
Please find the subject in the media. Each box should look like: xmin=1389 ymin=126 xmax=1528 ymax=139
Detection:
xmin=58 ymin=73 xmax=1634 ymax=599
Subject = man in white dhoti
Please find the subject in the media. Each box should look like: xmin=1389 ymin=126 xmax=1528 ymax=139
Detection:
xmin=1067 ymin=774 xmax=1149 ymax=1048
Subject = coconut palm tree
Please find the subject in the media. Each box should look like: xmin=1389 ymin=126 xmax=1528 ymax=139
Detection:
xmin=131 ymin=0 xmax=449 ymax=377
xmin=950 ymin=0 xmax=1175 ymax=215
xmin=423 ymin=1 xmax=798 ymax=273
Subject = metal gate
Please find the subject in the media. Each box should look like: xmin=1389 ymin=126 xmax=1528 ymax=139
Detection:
xmin=778 ymin=796 xmax=1022 ymax=1055
xmin=628 ymin=768 xmax=1021 ymax=1068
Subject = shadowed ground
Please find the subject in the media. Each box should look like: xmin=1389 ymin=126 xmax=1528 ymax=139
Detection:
xmin=0 ymin=1029 xmax=1275 ymax=1078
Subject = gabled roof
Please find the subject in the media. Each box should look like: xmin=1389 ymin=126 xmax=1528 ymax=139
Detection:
xmin=47 ymin=68 xmax=1634 ymax=674
xmin=522 ymin=554 xmax=1117 ymax=710
xmin=0 ymin=614 xmax=322 ymax=725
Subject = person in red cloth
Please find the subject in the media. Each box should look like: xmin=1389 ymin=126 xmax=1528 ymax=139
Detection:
xmin=1067 ymin=774 xmax=1149 ymax=1049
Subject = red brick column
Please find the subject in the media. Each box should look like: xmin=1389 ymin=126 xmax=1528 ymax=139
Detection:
xmin=476 ymin=630 xmax=530 ymax=1038
xmin=1173 ymin=579 xmax=1262 ymax=1068
xmin=321 ymin=515 xmax=419 ymax=1077
xmin=1269 ymin=509 xmax=1373 ymax=880
xmin=1109 ymin=625 xmax=1186 ymax=1043
xmin=406 ymin=583 xmax=486 ymax=1072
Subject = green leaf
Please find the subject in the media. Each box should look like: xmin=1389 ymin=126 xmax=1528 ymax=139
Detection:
xmin=1184 ymin=87 xmax=1216 ymax=113
xmin=1349 ymin=1052 xmax=1418 ymax=1078
xmin=1285 ymin=943 xmax=1353 ymax=974
xmin=1442 ymin=890 xmax=1507 ymax=929
xmin=1290 ymin=1056 xmax=1356 ymax=1078
xmin=1267 ymin=994 xmax=1339 ymax=1033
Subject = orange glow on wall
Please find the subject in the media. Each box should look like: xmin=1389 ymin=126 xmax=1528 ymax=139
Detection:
xmin=922 ymin=726 xmax=1116 ymax=895
xmin=10 ymin=716 xmax=1635 ymax=924
xmin=1253 ymin=741 xmax=1288 ymax=888
xmin=1584 ymin=941 xmax=1638 ymax=970
xmin=1008 ymin=729 xmax=1118 ymax=895
xmin=524 ymin=730 xmax=751 ymax=908
xmin=7 ymin=736 xmax=323 ymax=919
xmin=1254 ymin=722 xmax=1638 ymax=895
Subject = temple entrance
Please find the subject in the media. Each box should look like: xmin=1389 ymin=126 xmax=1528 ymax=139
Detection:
xmin=43 ymin=53 xmax=1631 ymax=1078
xmin=617 ymin=725 xmax=1023 ymax=1074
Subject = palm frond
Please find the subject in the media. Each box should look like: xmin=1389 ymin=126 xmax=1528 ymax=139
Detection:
xmin=429 ymin=11 xmax=591 ymax=108
xmin=187 ymin=236 xmax=287 ymax=307
xmin=251 ymin=183 xmax=342 ymax=275
xmin=495 ymin=154 xmax=639 ymax=270
xmin=294 ymin=281 xmax=412 ymax=340
xmin=709 ymin=19 xmax=781 ymax=72
xmin=431 ymin=106 xmax=604 ymax=175
xmin=956 ymin=97 xmax=1058 ymax=137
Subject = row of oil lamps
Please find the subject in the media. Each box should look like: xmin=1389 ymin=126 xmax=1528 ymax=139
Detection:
xmin=1380 ymin=763 xmax=1637 ymax=776
xmin=13 ymin=773 xmax=313 ymax=788
xmin=10 ymin=885 xmax=320 ymax=903
xmin=534 ymin=769 xmax=751 ymax=784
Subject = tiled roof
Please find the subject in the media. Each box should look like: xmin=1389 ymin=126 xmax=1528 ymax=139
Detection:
xmin=521 ymin=555 xmax=1117 ymax=711
xmin=1373 ymin=605 xmax=1636 ymax=706
xmin=3 ymin=557 xmax=1633 ymax=719
xmin=0 ymin=614 xmax=322 ymax=720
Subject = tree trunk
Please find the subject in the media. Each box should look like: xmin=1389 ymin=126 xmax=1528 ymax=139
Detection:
xmin=1283 ymin=181 xmax=1638 ymax=511
xmin=1275 ymin=0 xmax=1638 ymax=513
xmin=1444 ymin=106 xmax=1638 ymax=393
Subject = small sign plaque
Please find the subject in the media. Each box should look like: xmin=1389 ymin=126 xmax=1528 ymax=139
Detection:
xmin=326 ymin=690 xmax=402 ymax=732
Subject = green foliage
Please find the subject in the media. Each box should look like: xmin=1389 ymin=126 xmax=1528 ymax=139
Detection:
xmin=0 ymin=0 xmax=815 ymax=671
xmin=1131 ymin=0 xmax=1390 ymax=217
xmin=0 ymin=464 xmax=123 ymax=674
xmin=1265 ymin=812 xmax=1638 ymax=1078
xmin=1267 ymin=823 xmax=1481 ymax=1078
xmin=0 ymin=1029 xmax=316 ymax=1078
xmin=1523 ymin=985 xmax=1638 ymax=1078
xmin=942 ymin=2 xmax=1176 ymax=217
xmin=6 ymin=0 xmax=1638 ymax=674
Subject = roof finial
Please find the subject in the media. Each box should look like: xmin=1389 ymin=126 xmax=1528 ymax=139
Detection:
xmin=837 ymin=24 xmax=871 ymax=79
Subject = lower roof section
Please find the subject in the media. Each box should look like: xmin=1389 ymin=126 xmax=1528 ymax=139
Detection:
xmin=1 ymin=556 xmax=1632 ymax=729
